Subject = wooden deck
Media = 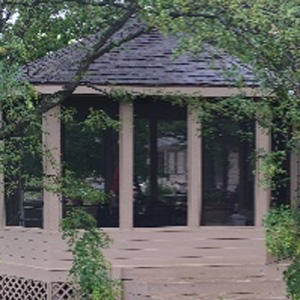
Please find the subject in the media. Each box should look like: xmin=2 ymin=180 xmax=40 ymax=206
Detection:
xmin=104 ymin=227 xmax=267 ymax=269
xmin=0 ymin=226 xmax=287 ymax=299
xmin=103 ymin=227 xmax=287 ymax=300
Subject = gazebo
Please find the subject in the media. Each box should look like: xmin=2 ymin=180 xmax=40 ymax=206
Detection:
xmin=0 ymin=17 xmax=294 ymax=299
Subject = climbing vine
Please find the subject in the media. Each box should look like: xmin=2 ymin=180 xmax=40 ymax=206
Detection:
xmin=61 ymin=209 xmax=121 ymax=300
xmin=265 ymin=206 xmax=300 ymax=300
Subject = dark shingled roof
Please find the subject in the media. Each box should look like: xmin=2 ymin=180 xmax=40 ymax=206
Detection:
xmin=24 ymin=18 xmax=256 ymax=87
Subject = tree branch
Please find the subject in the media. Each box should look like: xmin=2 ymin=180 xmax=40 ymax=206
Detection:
xmin=5 ymin=0 xmax=129 ymax=9
xmin=2 ymin=6 xmax=146 ymax=138
xmin=170 ymin=7 xmax=298 ymax=91
xmin=38 ymin=7 xmax=143 ymax=114
xmin=170 ymin=12 xmax=217 ymax=19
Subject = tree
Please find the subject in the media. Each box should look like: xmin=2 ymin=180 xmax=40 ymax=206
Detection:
xmin=0 ymin=2 xmax=142 ymax=299
xmin=264 ymin=206 xmax=300 ymax=299
xmin=150 ymin=2 xmax=300 ymax=298
xmin=0 ymin=1 xmax=143 ymax=138
xmin=149 ymin=0 xmax=300 ymax=157
xmin=1 ymin=0 xmax=300 ymax=298
xmin=1 ymin=0 xmax=299 ymax=173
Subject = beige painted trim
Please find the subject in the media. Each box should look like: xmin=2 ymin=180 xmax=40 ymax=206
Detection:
xmin=34 ymin=85 xmax=261 ymax=98
xmin=290 ymin=150 xmax=298 ymax=208
xmin=42 ymin=105 xmax=62 ymax=232
xmin=0 ymin=111 xmax=5 ymax=229
xmin=255 ymin=122 xmax=271 ymax=227
xmin=290 ymin=125 xmax=300 ymax=208
xmin=291 ymin=148 xmax=300 ymax=208
xmin=119 ymin=102 xmax=134 ymax=230
xmin=187 ymin=109 xmax=202 ymax=228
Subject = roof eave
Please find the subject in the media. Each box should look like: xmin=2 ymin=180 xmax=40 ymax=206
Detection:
xmin=32 ymin=83 xmax=262 ymax=98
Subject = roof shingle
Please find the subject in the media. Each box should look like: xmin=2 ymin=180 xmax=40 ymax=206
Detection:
xmin=23 ymin=18 xmax=256 ymax=87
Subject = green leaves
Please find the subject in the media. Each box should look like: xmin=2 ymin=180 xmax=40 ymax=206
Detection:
xmin=61 ymin=209 xmax=121 ymax=300
xmin=264 ymin=206 xmax=300 ymax=299
xmin=0 ymin=62 xmax=43 ymax=195
xmin=264 ymin=206 xmax=299 ymax=260
xmin=284 ymin=259 xmax=300 ymax=300
xmin=59 ymin=170 xmax=108 ymax=205
xmin=144 ymin=0 xmax=300 ymax=100
xmin=0 ymin=1 xmax=300 ymax=298
xmin=2 ymin=0 xmax=124 ymax=64
xmin=83 ymin=108 xmax=120 ymax=132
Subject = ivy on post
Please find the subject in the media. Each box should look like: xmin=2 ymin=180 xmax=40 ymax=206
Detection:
xmin=61 ymin=209 xmax=121 ymax=300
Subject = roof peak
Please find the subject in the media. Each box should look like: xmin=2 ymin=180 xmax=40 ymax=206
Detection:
xmin=23 ymin=16 xmax=256 ymax=88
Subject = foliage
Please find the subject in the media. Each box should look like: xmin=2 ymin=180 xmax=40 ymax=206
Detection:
xmin=63 ymin=104 xmax=119 ymax=180
xmin=0 ymin=5 xmax=124 ymax=294
xmin=264 ymin=206 xmax=299 ymax=260
xmin=285 ymin=259 xmax=300 ymax=300
xmin=145 ymin=0 xmax=300 ymax=94
xmin=1 ymin=1 xmax=125 ymax=64
xmin=61 ymin=209 xmax=121 ymax=300
xmin=83 ymin=108 xmax=120 ymax=132
xmin=0 ymin=0 xmax=298 ymax=185
xmin=264 ymin=206 xmax=300 ymax=299
xmin=0 ymin=1 xmax=300 ymax=299
xmin=149 ymin=4 xmax=300 ymax=297
xmin=60 ymin=170 xmax=108 ymax=205
xmin=144 ymin=0 xmax=300 ymax=184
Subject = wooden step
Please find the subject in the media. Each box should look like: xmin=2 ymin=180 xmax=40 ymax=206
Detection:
xmin=121 ymin=264 xmax=287 ymax=300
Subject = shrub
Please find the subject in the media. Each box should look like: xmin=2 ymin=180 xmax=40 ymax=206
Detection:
xmin=264 ymin=205 xmax=300 ymax=299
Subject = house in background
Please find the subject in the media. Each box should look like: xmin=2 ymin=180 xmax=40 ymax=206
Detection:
xmin=0 ymin=17 xmax=295 ymax=299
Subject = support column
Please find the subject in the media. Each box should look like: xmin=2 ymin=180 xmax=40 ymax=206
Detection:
xmin=0 ymin=110 xmax=5 ymax=229
xmin=187 ymin=108 xmax=202 ymax=228
xmin=255 ymin=121 xmax=271 ymax=227
xmin=290 ymin=126 xmax=300 ymax=208
xmin=149 ymin=113 xmax=158 ymax=201
xmin=119 ymin=102 xmax=133 ymax=230
xmin=290 ymin=150 xmax=299 ymax=208
xmin=42 ymin=105 xmax=62 ymax=232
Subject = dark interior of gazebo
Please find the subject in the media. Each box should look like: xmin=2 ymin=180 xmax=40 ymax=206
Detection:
xmin=6 ymin=95 xmax=289 ymax=228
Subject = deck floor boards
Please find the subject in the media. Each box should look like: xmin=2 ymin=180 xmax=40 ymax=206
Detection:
xmin=103 ymin=227 xmax=287 ymax=300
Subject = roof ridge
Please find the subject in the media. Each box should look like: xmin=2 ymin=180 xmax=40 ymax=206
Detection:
xmin=23 ymin=17 xmax=257 ymax=88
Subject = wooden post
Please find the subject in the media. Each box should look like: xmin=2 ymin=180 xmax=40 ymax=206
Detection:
xmin=290 ymin=150 xmax=299 ymax=208
xmin=290 ymin=125 xmax=300 ymax=208
xmin=42 ymin=105 xmax=62 ymax=232
xmin=119 ymin=102 xmax=134 ymax=230
xmin=0 ymin=110 xmax=5 ymax=229
xmin=255 ymin=121 xmax=271 ymax=227
xmin=149 ymin=113 xmax=158 ymax=202
xmin=187 ymin=108 xmax=202 ymax=228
